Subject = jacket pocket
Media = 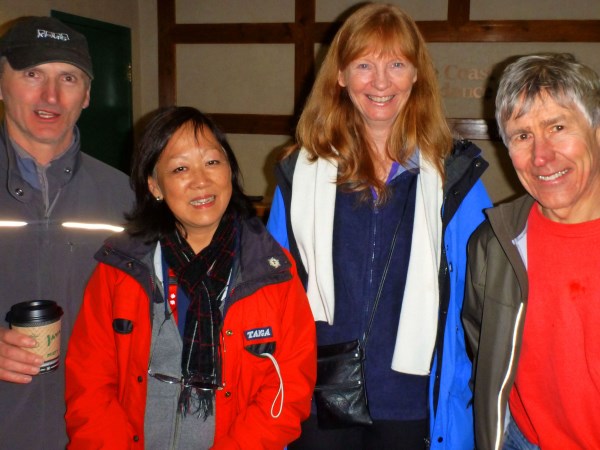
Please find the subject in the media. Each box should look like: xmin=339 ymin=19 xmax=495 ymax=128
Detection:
xmin=113 ymin=318 xmax=133 ymax=334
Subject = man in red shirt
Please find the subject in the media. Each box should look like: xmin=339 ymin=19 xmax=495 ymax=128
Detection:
xmin=462 ymin=53 xmax=600 ymax=450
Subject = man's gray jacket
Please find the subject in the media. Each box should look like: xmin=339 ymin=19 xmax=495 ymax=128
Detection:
xmin=0 ymin=124 xmax=133 ymax=450
xmin=462 ymin=195 xmax=534 ymax=450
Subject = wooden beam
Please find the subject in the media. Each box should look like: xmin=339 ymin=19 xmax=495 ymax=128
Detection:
xmin=169 ymin=23 xmax=296 ymax=43
xmin=447 ymin=0 xmax=470 ymax=27
xmin=157 ymin=0 xmax=176 ymax=106
xmin=418 ymin=20 xmax=600 ymax=42
xmin=208 ymin=114 xmax=500 ymax=142
xmin=273 ymin=20 xmax=600 ymax=44
xmin=208 ymin=113 xmax=296 ymax=136
xmin=448 ymin=118 xmax=499 ymax=141
xmin=294 ymin=1 xmax=316 ymax=116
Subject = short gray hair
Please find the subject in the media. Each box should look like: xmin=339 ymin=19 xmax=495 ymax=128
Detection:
xmin=495 ymin=53 xmax=600 ymax=145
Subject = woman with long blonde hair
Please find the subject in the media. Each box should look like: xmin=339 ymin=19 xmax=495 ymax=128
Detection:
xmin=268 ymin=3 xmax=491 ymax=449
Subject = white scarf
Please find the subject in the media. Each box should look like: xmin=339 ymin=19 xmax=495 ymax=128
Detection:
xmin=291 ymin=148 xmax=443 ymax=375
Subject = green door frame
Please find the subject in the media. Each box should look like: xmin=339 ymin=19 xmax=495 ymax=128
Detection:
xmin=51 ymin=10 xmax=133 ymax=174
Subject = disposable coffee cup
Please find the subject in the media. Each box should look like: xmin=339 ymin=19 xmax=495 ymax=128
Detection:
xmin=6 ymin=300 xmax=64 ymax=374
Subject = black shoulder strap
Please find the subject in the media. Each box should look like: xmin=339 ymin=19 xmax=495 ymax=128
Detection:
xmin=363 ymin=187 xmax=411 ymax=349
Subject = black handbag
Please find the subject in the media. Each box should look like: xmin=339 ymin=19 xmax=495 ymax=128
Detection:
xmin=313 ymin=205 xmax=406 ymax=429
xmin=314 ymin=339 xmax=371 ymax=428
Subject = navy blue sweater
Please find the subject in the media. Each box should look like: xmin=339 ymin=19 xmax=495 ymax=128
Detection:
xmin=316 ymin=167 xmax=427 ymax=421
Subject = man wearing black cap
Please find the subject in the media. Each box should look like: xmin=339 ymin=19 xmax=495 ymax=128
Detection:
xmin=0 ymin=16 xmax=133 ymax=449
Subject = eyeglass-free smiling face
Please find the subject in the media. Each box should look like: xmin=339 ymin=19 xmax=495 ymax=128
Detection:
xmin=337 ymin=50 xmax=417 ymax=135
xmin=505 ymin=93 xmax=600 ymax=224
xmin=148 ymin=123 xmax=233 ymax=253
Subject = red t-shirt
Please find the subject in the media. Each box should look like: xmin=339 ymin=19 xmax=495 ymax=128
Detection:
xmin=509 ymin=205 xmax=600 ymax=449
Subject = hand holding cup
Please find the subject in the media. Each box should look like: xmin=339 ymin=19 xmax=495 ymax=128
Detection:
xmin=0 ymin=326 xmax=44 ymax=383
xmin=4 ymin=300 xmax=63 ymax=380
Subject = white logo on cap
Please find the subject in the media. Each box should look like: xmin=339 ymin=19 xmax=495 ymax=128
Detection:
xmin=37 ymin=29 xmax=70 ymax=42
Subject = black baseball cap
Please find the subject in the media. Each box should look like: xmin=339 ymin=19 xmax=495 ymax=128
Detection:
xmin=0 ymin=16 xmax=93 ymax=79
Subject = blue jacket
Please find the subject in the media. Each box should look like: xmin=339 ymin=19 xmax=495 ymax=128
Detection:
xmin=267 ymin=140 xmax=492 ymax=449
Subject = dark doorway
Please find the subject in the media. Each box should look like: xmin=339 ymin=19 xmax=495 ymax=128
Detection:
xmin=51 ymin=11 xmax=133 ymax=174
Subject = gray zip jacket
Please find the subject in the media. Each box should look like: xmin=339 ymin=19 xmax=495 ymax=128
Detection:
xmin=0 ymin=123 xmax=133 ymax=450
xmin=462 ymin=194 xmax=535 ymax=450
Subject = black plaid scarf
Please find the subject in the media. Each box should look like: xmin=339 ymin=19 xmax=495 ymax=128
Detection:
xmin=159 ymin=211 xmax=237 ymax=419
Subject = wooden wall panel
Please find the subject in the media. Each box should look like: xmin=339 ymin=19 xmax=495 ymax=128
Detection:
xmin=157 ymin=0 xmax=600 ymax=140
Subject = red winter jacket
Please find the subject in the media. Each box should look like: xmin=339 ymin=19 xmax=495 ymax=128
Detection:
xmin=65 ymin=218 xmax=316 ymax=449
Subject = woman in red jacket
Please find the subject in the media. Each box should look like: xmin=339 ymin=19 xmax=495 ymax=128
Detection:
xmin=65 ymin=106 xmax=316 ymax=449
